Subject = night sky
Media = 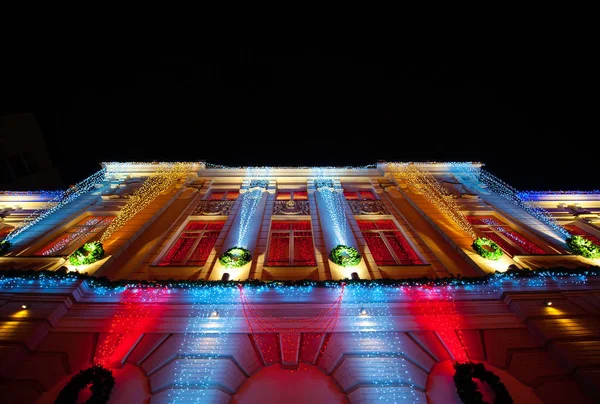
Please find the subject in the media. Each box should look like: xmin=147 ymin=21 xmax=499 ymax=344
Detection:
xmin=2 ymin=45 xmax=597 ymax=191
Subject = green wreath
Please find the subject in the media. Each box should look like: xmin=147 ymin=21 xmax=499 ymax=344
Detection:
xmin=472 ymin=237 xmax=503 ymax=261
xmin=55 ymin=364 xmax=115 ymax=404
xmin=0 ymin=240 xmax=11 ymax=256
xmin=453 ymin=361 xmax=513 ymax=404
xmin=566 ymin=235 xmax=600 ymax=259
xmin=219 ymin=247 xmax=252 ymax=268
xmin=69 ymin=241 xmax=105 ymax=266
xmin=330 ymin=244 xmax=362 ymax=267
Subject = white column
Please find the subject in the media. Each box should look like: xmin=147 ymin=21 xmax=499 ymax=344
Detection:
xmin=210 ymin=183 xmax=268 ymax=280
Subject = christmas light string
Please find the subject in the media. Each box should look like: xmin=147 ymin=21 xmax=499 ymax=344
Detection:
xmin=0 ymin=190 xmax=65 ymax=197
xmin=455 ymin=163 xmax=571 ymax=239
xmin=169 ymin=286 xmax=238 ymax=402
xmin=518 ymin=190 xmax=600 ymax=196
xmin=5 ymin=168 xmax=107 ymax=242
xmin=238 ymin=284 xmax=345 ymax=368
xmin=345 ymin=284 xmax=420 ymax=402
xmin=403 ymin=286 xmax=468 ymax=362
xmin=389 ymin=163 xmax=477 ymax=239
xmin=313 ymin=168 xmax=349 ymax=245
xmin=94 ymin=286 xmax=166 ymax=366
xmin=205 ymin=163 xmax=378 ymax=170
xmin=99 ymin=163 xmax=192 ymax=243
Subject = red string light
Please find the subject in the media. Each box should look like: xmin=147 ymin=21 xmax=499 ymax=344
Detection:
xmin=94 ymin=287 xmax=166 ymax=366
xmin=238 ymin=284 xmax=345 ymax=368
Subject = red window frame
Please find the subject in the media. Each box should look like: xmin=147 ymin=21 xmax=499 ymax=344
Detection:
xmin=266 ymin=220 xmax=316 ymax=266
xmin=158 ymin=220 xmax=225 ymax=266
xmin=357 ymin=219 xmax=424 ymax=265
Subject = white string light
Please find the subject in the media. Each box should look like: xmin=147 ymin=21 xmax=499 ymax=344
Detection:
xmin=313 ymin=168 xmax=349 ymax=245
xmin=6 ymin=168 xmax=107 ymax=242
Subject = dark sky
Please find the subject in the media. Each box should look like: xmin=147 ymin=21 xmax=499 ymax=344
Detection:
xmin=2 ymin=45 xmax=597 ymax=191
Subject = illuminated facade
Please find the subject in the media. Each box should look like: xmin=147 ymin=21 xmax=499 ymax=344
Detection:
xmin=0 ymin=162 xmax=599 ymax=403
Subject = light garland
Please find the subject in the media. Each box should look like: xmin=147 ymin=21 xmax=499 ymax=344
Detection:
xmin=238 ymin=284 xmax=344 ymax=368
xmin=389 ymin=163 xmax=477 ymax=239
xmin=205 ymin=163 xmax=378 ymax=170
xmin=94 ymin=286 xmax=166 ymax=366
xmin=169 ymin=286 xmax=238 ymax=402
xmin=518 ymin=190 xmax=600 ymax=196
xmin=5 ymin=168 xmax=107 ymax=242
xmin=345 ymin=284 xmax=420 ymax=402
xmin=455 ymin=164 xmax=571 ymax=239
xmin=99 ymin=163 xmax=192 ymax=243
xmin=0 ymin=190 xmax=65 ymax=197
xmin=313 ymin=169 xmax=350 ymax=246
xmin=404 ymin=286 xmax=468 ymax=362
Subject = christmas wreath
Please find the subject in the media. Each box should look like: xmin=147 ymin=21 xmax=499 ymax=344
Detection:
xmin=219 ymin=246 xmax=252 ymax=268
xmin=453 ymin=362 xmax=513 ymax=404
xmin=69 ymin=241 xmax=105 ymax=266
xmin=566 ymin=235 xmax=600 ymax=259
xmin=0 ymin=240 xmax=11 ymax=256
xmin=329 ymin=244 xmax=362 ymax=267
xmin=55 ymin=364 xmax=115 ymax=404
xmin=472 ymin=237 xmax=503 ymax=261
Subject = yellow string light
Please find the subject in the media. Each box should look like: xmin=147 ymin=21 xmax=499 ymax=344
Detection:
xmin=100 ymin=163 xmax=193 ymax=243
xmin=389 ymin=163 xmax=476 ymax=239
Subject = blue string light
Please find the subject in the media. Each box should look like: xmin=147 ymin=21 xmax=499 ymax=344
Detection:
xmin=454 ymin=163 xmax=571 ymax=239
xmin=169 ymin=287 xmax=239 ymax=402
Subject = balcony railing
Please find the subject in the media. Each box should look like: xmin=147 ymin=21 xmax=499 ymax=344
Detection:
xmin=347 ymin=200 xmax=389 ymax=215
xmin=273 ymin=200 xmax=310 ymax=215
xmin=192 ymin=200 xmax=236 ymax=216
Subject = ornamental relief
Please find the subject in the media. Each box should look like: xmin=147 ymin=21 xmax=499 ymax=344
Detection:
xmin=347 ymin=200 xmax=389 ymax=215
xmin=192 ymin=200 xmax=236 ymax=216
xmin=273 ymin=200 xmax=310 ymax=215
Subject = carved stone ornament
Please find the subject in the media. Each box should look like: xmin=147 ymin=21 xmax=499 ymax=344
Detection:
xmin=193 ymin=200 xmax=236 ymax=216
xmin=348 ymin=200 xmax=389 ymax=215
xmin=273 ymin=200 xmax=310 ymax=215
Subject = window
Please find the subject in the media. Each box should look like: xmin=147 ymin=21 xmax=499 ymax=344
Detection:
xmin=158 ymin=221 xmax=224 ymax=266
xmin=563 ymin=224 xmax=600 ymax=245
xmin=466 ymin=215 xmax=546 ymax=256
xmin=344 ymin=190 xmax=376 ymax=200
xmin=276 ymin=190 xmax=308 ymax=200
xmin=208 ymin=190 xmax=239 ymax=200
xmin=266 ymin=221 xmax=316 ymax=266
xmin=357 ymin=220 xmax=424 ymax=265
xmin=34 ymin=215 xmax=114 ymax=256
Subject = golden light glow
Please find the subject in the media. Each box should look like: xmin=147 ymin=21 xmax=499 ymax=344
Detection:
xmin=100 ymin=163 xmax=193 ymax=243
xmin=389 ymin=163 xmax=477 ymax=239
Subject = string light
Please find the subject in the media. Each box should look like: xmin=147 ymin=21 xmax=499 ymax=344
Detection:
xmin=0 ymin=190 xmax=65 ymax=197
xmin=389 ymin=163 xmax=477 ymax=239
xmin=5 ymin=168 xmax=107 ymax=242
xmin=169 ymin=286 xmax=238 ymax=402
xmin=345 ymin=284 xmax=420 ymax=402
xmin=238 ymin=284 xmax=344 ymax=369
xmin=455 ymin=163 xmax=571 ymax=240
xmin=518 ymin=190 xmax=600 ymax=196
xmin=94 ymin=286 xmax=166 ymax=366
xmin=205 ymin=163 xmax=378 ymax=170
xmin=100 ymin=163 xmax=192 ymax=243
xmin=313 ymin=168 xmax=349 ymax=245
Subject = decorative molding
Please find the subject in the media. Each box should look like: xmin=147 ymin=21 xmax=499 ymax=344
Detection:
xmin=347 ymin=200 xmax=389 ymax=215
xmin=273 ymin=200 xmax=310 ymax=215
xmin=192 ymin=200 xmax=236 ymax=216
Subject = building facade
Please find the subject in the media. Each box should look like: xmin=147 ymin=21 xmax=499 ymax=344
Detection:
xmin=0 ymin=161 xmax=599 ymax=403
